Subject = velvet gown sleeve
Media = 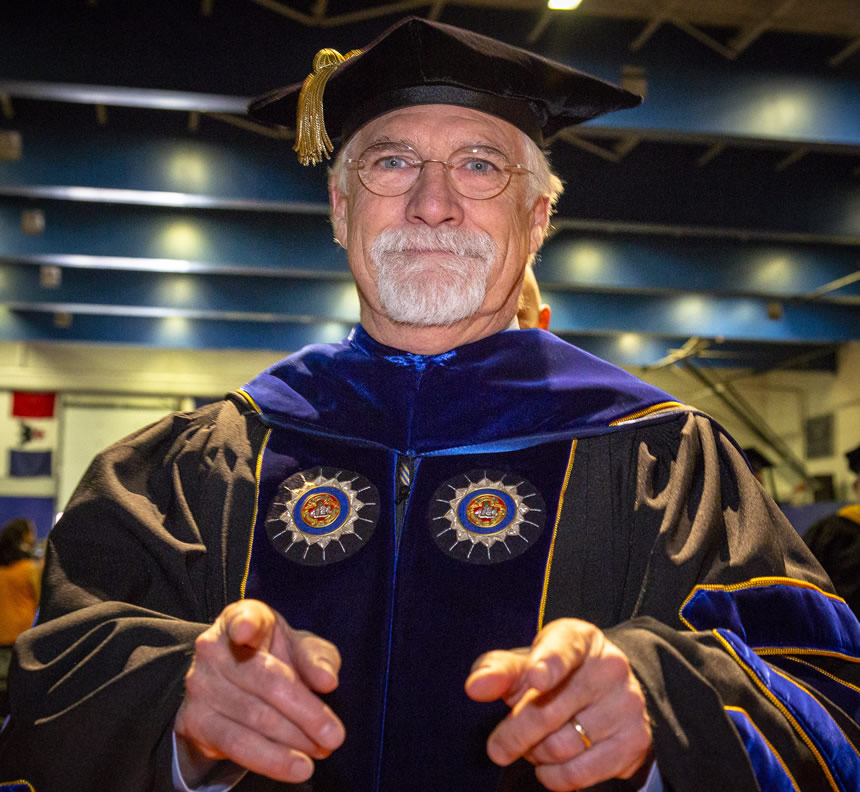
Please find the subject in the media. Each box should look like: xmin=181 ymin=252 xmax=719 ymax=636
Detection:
xmin=0 ymin=396 xmax=267 ymax=791
xmin=542 ymin=412 xmax=860 ymax=792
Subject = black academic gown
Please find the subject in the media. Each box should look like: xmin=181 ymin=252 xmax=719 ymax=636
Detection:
xmin=1 ymin=327 xmax=858 ymax=792
xmin=804 ymin=505 xmax=860 ymax=617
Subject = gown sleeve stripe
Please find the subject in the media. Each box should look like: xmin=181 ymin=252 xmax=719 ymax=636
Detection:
xmin=768 ymin=656 xmax=860 ymax=723
xmin=724 ymin=706 xmax=800 ymax=792
xmin=538 ymin=439 xmax=577 ymax=632
xmin=715 ymin=629 xmax=860 ymax=792
xmin=770 ymin=664 xmax=860 ymax=749
xmin=0 ymin=783 xmax=36 ymax=791
xmin=679 ymin=578 xmax=860 ymax=656
xmin=778 ymin=657 xmax=860 ymax=695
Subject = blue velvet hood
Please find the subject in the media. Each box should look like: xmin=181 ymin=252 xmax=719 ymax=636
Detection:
xmin=242 ymin=325 xmax=678 ymax=453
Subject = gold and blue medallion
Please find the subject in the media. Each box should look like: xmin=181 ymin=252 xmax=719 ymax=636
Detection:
xmin=266 ymin=467 xmax=379 ymax=566
xmin=429 ymin=469 xmax=545 ymax=564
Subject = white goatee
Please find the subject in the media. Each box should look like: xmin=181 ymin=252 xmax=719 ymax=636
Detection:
xmin=370 ymin=226 xmax=497 ymax=326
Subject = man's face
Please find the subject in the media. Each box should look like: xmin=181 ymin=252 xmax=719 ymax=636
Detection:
xmin=330 ymin=105 xmax=549 ymax=343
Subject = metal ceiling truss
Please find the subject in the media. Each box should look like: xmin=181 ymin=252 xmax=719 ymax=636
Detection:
xmin=0 ymin=1 xmax=857 ymax=371
xmin=233 ymin=0 xmax=860 ymax=65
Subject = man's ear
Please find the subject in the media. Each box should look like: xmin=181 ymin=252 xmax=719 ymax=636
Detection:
xmin=537 ymin=303 xmax=551 ymax=331
xmin=528 ymin=195 xmax=551 ymax=255
xmin=329 ymin=175 xmax=348 ymax=249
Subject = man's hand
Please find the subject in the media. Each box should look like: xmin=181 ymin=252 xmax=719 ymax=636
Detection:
xmin=465 ymin=618 xmax=652 ymax=792
xmin=174 ymin=599 xmax=345 ymax=784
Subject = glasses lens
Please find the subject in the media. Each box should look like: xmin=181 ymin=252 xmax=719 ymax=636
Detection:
xmin=447 ymin=146 xmax=511 ymax=199
xmin=356 ymin=143 xmax=421 ymax=196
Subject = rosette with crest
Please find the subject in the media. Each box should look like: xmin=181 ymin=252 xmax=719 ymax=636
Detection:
xmin=428 ymin=469 xmax=545 ymax=565
xmin=266 ymin=466 xmax=379 ymax=566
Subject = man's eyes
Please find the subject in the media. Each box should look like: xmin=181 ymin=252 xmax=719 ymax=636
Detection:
xmin=375 ymin=155 xmax=413 ymax=169
xmin=459 ymin=158 xmax=500 ymax=174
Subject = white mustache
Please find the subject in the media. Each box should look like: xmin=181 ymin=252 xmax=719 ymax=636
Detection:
xmin=371 ymin=226 xmax=497 ymax=262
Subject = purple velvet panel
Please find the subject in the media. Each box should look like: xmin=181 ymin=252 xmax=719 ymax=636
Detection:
xmin=681 ymin=583 xmax=860 ymax=654
xmin=245 ymin=423 xmax=574 ymax=791
xmin=725 ymin=708 xmax=797 ymax=792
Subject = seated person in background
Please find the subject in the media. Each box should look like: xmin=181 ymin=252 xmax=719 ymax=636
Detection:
xmin=804 ymin=444 xmax=860 ymax=616
xmin=1 ymin=16 xmax=858 ymax=792
xmin=0 ymin=518 xmax=42 ymax=717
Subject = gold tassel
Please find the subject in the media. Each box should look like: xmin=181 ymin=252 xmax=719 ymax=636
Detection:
xmin=293 ymin=47 xmax=361 ymax=166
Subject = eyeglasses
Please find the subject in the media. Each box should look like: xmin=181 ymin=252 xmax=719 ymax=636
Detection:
xmin=345 ymin=142 xmax=533 ymax=200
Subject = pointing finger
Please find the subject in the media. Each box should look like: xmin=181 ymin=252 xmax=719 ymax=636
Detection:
xmin=289 ymin=629 xmax=343 ymax=694
xmin=524 ymin=619 xmax=595 ymax=692
xmin=465 ymin=649 xmax=530 ymax=703
xmin=224 ymin=599 xmax=277 ymax=654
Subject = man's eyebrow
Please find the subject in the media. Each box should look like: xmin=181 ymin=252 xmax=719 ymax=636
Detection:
xmin=361 ymin=137 xmax=510 ymax=154
xmin=365 ymin=136 xmax=414 ymax=148
xmin=460 ymin=142 xmax=507 ymax=153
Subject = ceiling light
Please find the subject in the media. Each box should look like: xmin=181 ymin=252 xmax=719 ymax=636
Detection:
xmin=548 ymin=0 xmax=583 ymax=9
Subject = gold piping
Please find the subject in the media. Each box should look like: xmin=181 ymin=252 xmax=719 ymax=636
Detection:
xmin=239 ymin=425 xmax=270 ymax=599
xmin=780 ymin=656 xmax=860 ymax=693
xmin=754 ymin=647 xmax=860 ymax=665
xmin=769 ymin=666 xmax=860 ymax=761
xmin=237 ymin=389 xmax=270 ymax=599
xmin=236 ymin=387 xmax=262 ymax=414
xmin=609 ymin=401 xmax=686 ymax=426
xmin=723 ymin=706 xmax=800 ymax=792
xmin=713 ymin=630 xmax=840 ymax=791
xmin=538 ymin=439 xmax=577 ymax=631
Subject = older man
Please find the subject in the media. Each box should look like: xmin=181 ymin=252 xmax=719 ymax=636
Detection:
xmin=1 ymin=16 xmax=858 ymax=792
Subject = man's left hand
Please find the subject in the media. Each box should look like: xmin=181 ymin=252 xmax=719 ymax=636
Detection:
xmin=465 ymin=618 xmax=652 ymax=791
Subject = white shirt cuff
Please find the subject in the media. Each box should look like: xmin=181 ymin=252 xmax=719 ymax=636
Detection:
xmin=171 ymin=730 xmax=247 ymax=792
xmin=637 ymin=760 xmax=663 ymax=792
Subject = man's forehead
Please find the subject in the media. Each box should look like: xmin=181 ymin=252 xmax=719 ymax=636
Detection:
xmin=352 ymin=104 xmax=523 ymax=150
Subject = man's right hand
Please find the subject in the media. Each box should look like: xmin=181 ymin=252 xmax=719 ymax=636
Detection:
xmin=174 ymin=599 xmax=345 ymax=784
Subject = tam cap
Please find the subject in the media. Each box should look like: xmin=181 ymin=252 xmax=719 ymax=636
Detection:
xmin=743 ymin=447 xmax=773 ymax=475
xmin=847 ymin=445 xmax=860 ymax=474
xmin=248 ymin=16 xmax=642 ymax=166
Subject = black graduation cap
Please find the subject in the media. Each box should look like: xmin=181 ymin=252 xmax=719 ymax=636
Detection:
xmin=743 ymin=447 xmax=773 ymax=475
xmin=846 ymin=445 xmax=860 ymax=474
xmin=248 ymin=16 xmax=642 ymax=165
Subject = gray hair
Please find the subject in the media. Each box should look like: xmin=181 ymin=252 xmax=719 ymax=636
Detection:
xmin=329 ymin=128 xmax=564 ymax=224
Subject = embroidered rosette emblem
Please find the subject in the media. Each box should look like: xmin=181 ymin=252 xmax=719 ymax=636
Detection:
xmin=266 ymin=467 xmax=379 ymax=566
xmin=429 ymin=469 xmax=545 ymax=564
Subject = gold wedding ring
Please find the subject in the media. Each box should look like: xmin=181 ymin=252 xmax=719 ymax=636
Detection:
xmin=572 ymin=717 xmax=592 ymax=750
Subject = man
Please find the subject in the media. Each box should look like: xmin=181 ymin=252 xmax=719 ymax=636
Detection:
xmin=1 ymin=16 xmax=858 ymax=792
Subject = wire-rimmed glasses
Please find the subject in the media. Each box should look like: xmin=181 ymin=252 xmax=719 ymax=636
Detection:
xmin=345 ymin=142 xmax=532 ymax=200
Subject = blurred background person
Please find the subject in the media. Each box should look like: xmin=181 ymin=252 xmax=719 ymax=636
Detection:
xmin=803 ymin=445 xmax=860 ymax=616
xmin=0 ymin=518 xmax=43 ymax=717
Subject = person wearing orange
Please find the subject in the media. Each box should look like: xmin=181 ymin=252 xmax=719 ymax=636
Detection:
xmin=0 ymin=518 xmax=42 ymax=716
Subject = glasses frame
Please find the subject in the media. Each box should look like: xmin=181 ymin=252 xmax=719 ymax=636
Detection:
xmin=345 ymin=142 xmax=533 ymax=200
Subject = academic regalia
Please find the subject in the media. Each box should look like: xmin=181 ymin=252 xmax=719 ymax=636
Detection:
xmin=804 ymin=505 xmax=860 ymax=617
xmin=1 ymin=326 xmax=858 ymax=791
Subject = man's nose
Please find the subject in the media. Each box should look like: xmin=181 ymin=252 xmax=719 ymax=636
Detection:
xmin=404 ymin=161 xmax=464 ymax=227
